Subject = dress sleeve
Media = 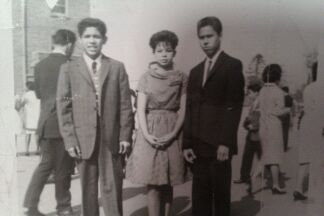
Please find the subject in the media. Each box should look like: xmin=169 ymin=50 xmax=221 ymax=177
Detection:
xmin=137 ymin=72 xmax=148 ymax=94
xmin=181 ymin=73 xmax=188 ymax=95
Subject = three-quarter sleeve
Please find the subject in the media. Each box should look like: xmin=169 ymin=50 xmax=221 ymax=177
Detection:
xmin=137 ymin=73 xmax=148 ymax=94
xmin=181 ymin=73 xmax=188 ymax=95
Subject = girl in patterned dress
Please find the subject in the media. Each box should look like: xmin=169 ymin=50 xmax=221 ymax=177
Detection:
xmin=126 ymin=30 xmax=187 ymax=216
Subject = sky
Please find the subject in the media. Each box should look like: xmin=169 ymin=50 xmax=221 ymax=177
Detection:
xmin=89 ymin=0 xmax=323 ymax=91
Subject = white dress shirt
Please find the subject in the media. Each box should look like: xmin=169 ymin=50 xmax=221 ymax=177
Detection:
xmin=202 ymin=49 xmax=222 ymax=86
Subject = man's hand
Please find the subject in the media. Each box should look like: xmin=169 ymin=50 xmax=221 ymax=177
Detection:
xmin=67 ymin=146 xmax=81 ymax=159
xmin=217 ymin=145 xmax=229 ymax=161
xmin=119 ymin=141 xmax=131 ymax=154
xmin=183 ymin=149 xmax=196 ymax=163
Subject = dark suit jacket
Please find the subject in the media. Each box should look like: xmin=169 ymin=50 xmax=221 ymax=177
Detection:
xmin=34 ymin=53 xmax=69 ymax=139
xmin=56 ymin=55 xmax=134 ymax=159
xmin=183 ymin=51 xmax=245 ymax=157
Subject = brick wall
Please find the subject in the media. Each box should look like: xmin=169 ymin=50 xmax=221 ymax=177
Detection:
xmin=13 ymin=0 xmax=90 ymax=94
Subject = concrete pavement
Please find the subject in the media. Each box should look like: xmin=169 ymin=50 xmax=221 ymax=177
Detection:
xmin=16 ymin=109 xmax=322 ymax=216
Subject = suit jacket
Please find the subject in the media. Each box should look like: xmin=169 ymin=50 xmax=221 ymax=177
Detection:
xmin=183 ymin=51 xmax=245 ymax=157
xmin=34 ymin=53 xmax=69 ymax=139
xmin=56 ymin=55 xmax=134 ymax=159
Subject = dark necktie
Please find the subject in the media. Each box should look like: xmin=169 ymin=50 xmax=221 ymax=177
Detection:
xmin=92 ymin=61 xmax=97 ymax=74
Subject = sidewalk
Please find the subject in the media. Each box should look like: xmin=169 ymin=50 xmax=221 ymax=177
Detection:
xmin=16 ymin=109 xmax=322 ymax=215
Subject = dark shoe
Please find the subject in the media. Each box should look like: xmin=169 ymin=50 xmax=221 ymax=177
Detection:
xmin=233 ymin=178 xmax=251 ymax=184
xmin=293 ymin=191 xmax=308 ymax=201
xmin=57 ymin=208 xmax=73 ymax=216
xmin=271 ymin=187 xmax=286 ymax=195
xmin=24 ymin=208 xmax=45 ymax=216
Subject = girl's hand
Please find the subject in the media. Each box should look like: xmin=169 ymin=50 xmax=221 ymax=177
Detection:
xmin=144 ymin=134 xmax=161 ymax=148
xmin=157 ymin=133 xmax=175 ymax=144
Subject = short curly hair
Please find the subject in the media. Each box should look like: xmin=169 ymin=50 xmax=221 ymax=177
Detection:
xmin=78 ymin=17 xmax=107 ymax=37
xmin=149 ymin=30 xmax=178 ymax=51
xmin=262 ymin=64 xmax=282 ymax=83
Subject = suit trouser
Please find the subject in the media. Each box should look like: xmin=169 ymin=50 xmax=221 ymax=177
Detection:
xmin=240 ymin=136 xmax=262 ymax=180
xmin=23 ymin=138 xmax=74 ymax=211
xmin=77 ymin=130 xmax=123 ymax=216
xmin=192 ymin=157 xmax=232 ymax=216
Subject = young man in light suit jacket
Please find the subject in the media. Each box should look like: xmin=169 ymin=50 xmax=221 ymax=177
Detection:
xmin=56 ymin=18 xmax=134 ymax=216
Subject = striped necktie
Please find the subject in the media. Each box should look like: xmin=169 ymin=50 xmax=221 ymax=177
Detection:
xmin=92 ymin=61 xmax=97 ymax=74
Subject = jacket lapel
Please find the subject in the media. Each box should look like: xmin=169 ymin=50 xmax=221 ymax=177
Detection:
xmin=99 ymin=55 xmax=111 ymax=87
xmin=204 ymin=51 xmax=225 ymax=86
xmin=77 ymin=57 xmax=94 ymax=88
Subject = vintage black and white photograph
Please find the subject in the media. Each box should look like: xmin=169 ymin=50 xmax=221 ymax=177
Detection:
xmin=0 ymin=0 xmax=324 ymax=215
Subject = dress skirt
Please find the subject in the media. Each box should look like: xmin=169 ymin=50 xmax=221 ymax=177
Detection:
xmin=126 ymin=110 xmax=185 ymax=186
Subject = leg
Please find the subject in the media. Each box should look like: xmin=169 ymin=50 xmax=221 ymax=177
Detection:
xmin=160 ymin=185 xmax=173 ymax=216
xmin=148 ymin=185 xmax=161 ymax=216
xmin=192 ymin=158 xmax=212 ymax=216
xmin=270 ymin=164 xmax=280 ymax=188
xmin=212 ymin=159 xmax=231 ymax=216
xmin=239 ymin=137 xmax=254 ymax=181
xmin=53 ymin=139 xmax=74 ymax=212
xmin=23 ymin=139 xmax=55 ymax=209
xmin=25 ymin=134 xmax=31 ymax=155
xmin=99 ymin=151 xmax=123 ymax=216
xmin=296 ymin=163 xmax=310 ymax=193
xmin=77 ymin=152 xmax=99 ymax=216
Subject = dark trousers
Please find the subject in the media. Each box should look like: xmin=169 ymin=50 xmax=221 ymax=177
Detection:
xmin=240 ymin=136 xmax=262 ymax=180
xmin=23 ymin=138 xmax=74 ymax=211
xmin=282 ymin=116 xmax=290 ymax=152
xmin=192 ymin=157 xmax=232 ymax=216
xmin=77 ymin=130 xmax=123 ymax=216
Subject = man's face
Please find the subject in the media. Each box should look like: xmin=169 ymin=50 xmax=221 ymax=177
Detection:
xmin=80 ymin=27 xmax=106 ymax=59
xmin=198 ymin=25 xmax=221 ymax=58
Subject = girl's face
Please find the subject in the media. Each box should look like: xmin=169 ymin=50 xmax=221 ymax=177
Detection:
xmin=153 ymin=42 xmax=175 ymax=68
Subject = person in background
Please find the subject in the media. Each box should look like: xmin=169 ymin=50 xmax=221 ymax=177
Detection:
xmin=126 ymin=30 xmax=188 ymax=216
xmin=20 ymin=81 xmax=40 ymax=155
xmin=258 ymin=64 xmax=290 ymax=195
xmin=234 ymin=83 xmax=262 ymax=184
xmin=281 ymin=86 xmax=293 ymax=152
xmin=183 ymin=17 xmax=245 ymax=216
xmin=293 ymin=61 xmax=320 ymax=201
xmin=23 ymin=29 xmax=76 ymax=216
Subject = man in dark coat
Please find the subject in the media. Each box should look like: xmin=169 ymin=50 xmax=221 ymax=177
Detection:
xmin=183 ymin=16 xmax=245 ymax=216
xmin=23 ymin=29 xmax=76 ymax=216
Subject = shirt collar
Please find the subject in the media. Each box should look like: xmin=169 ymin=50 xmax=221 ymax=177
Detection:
xmin=83 ymin=53 xmax=102 ymax=71
xmin=52 ymin=50 xmax=66 ymax=55
xmin=206 ymin=49 xmax=222 ymax=65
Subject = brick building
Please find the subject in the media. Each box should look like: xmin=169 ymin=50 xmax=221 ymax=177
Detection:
xmin=12 ymin=0 xmax=90 ymax=94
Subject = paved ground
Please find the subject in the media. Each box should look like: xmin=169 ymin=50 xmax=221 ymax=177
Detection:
xmin=16 ymin=108 xmax=323 ymax=215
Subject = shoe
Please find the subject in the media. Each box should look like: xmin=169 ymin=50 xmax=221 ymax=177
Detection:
xmin=271 ymin=187 xmax=286 ymax=195
xmin=233 ymin=178 xmax=251 ymax=184
xmin=57 ymin=208 xmax=73 ymax=216
xmin=24 ymin=208 xmax=45 ymax=216
xmin=293 ymin=191 xmax=308 ymax=201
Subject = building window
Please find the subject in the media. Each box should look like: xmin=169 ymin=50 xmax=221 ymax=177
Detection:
xmin=51 ymin=0 xmax=67 ymax=17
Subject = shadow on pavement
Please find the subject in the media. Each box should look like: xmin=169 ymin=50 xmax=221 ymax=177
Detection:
xmin=130 ymin=196 xmax=191 ymax=216
xmin=46 ymin=205 xmax=81 ymax=216
xmin=123 ymin=186 xmax=147 ymax=201
xmin=231 ymin=195 xmax=261 ymax=216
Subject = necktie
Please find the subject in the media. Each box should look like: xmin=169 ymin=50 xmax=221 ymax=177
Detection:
xmin=203 ymin=60 xmax=212 ymax=86
xmin=92 ymin=61 xmax=97 ymax=74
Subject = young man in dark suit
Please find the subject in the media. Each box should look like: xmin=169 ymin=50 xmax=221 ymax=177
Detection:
xmin=183 ymin=16 xmax=245 ymax=216
xmin=23 ymin=29 xmax=76 ymax=216
xmin=56 ymin=18 xmax=133 ymax=216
